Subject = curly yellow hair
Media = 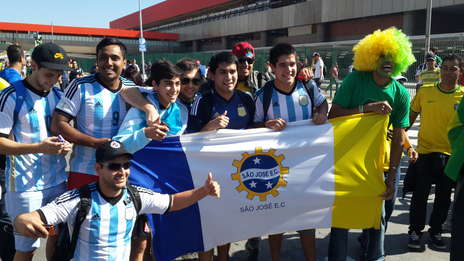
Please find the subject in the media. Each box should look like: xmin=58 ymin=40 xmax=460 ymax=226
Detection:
xmin=353 ymin=27 xmax=416 ymax=76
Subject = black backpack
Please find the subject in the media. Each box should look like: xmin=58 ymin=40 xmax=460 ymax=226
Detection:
xmin=262 ymin=80 xmax=315 ymax=122
xmin=52 ymin=184 xmax=142 ymax=261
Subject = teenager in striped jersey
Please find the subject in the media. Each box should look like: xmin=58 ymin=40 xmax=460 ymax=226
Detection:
xmin=0 ymin=43 xmax=73 ymax=261
xmin=14 ymin=140 xmax=220 ymax=261
xmin=51 ymin=38 xmax=159 ymax=190
xmin=253 ymin=43 xmax=328 ymax=261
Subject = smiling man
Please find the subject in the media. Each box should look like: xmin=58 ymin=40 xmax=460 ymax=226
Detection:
xmin=188 ymin=51 xmax=255 ymax=261
xmin=176 ymin=58 xmax=203 ymax=111
xmin=51 ymin=38 xmax=158 ymax=190
xmin=328 ymin=28 xmax=415 ymax=261
xmin=13 ymin=140 xmax=220 ymax=261
xmin=189 ymin=52 xmax=255 ymax=133
xmin=232 ymin=42 xmax=270 ymax=98
xmin=407 ymin=55 xmax=464 ymax=250
xmin=253 ymin=42 xmax=328 ymax=261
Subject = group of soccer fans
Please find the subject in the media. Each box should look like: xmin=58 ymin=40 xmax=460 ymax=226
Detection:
xmin=0 ymin=26 xmax=462 ymax=261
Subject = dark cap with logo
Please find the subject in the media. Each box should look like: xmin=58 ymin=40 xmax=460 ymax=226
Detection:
xmin=31 ymin=43 xmax=70 ymax=71
xmin=96 ymin=140 xmax=132 ymax=163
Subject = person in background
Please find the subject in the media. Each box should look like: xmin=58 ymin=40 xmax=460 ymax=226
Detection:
xmin=0 ymin=44 xmax=26 ymax=84
xmin=407 ymin=55 xmax=464 ymax=250
xmin=312 ymin=52 xmax=324 ymax=88
xmin=232 ymin=42 xmax=270 ymax=97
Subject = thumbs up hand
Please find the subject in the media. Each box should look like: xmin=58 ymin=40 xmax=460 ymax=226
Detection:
xmin=202 ymin=110 xmax=230 ymax=131
xmin=203 ymin=172 xmax=221 ymax=198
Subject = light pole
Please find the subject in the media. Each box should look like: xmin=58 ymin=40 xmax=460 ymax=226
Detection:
xmin=138 ymin=0 xmax=147 ymax=81
xmin=425 ymin=0 xmax=433 ymax=55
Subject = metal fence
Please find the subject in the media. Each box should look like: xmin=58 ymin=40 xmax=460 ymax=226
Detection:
xmin=107 ymin=32 xmax=464 ymax=92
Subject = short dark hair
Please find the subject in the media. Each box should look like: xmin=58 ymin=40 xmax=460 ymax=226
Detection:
xmin=208 ymin=52 xmax=238 ymax=74
xmin=269 ymin=43 xmax=296 ymax=65
xmin=442 ymin=54 xmax=462 ymax=65
xmin=7 ymin=45 xmax=24 ymax=64
xmin=176 ymin=58 xmax=199 ymax=73
xmin=123 ymin=64 xmax=140 ymax=80
xmin=150 ymin=59 xmax=182 ymax=85
xmin=96 ymin=38 xmax=127 ymax=58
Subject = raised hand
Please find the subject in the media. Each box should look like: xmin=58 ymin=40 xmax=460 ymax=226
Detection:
xmin=203 ymin=172 xmax=220 ymax=198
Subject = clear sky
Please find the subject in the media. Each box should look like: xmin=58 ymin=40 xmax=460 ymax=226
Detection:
xmin=1 ymin=0 xmax=164 ymax=28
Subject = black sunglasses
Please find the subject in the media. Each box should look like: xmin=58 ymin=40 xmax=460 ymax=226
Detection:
xmin=238 ymin=57 xmax=255 ymax=65
xmin=181 ymin=77 xmax=203 ymax=85
xmin=102 ymin=162 xmax=131 ymax=171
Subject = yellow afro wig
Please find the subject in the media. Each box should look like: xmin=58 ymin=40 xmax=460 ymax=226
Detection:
xmin=353 ymin=27 xmax=416 ymax=76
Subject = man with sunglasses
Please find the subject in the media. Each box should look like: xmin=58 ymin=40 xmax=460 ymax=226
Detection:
xmin=232 ymin=42 xmax=270 ymax=98
xmin=176 ymin=58 xmax=204 ymax=111
xmin=13 ymin=140 xmax=220 ymax=261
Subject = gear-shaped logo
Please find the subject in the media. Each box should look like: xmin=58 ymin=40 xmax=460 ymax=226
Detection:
xmin=231 ymin=147 xmax=289 ymax=201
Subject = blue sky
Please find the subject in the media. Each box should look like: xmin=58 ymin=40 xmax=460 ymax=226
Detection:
xmin=1 ymin=0 xmax=164 ymax=28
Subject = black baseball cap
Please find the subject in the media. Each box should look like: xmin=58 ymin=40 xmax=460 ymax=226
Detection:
xmin=96 ymin=140 xmax=132 ymax=163
xmin=31 ymin=43 xmax=70 ymax=71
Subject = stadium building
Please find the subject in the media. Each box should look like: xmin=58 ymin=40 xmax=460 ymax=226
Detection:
xmin=112 ymin=0 xmax=464 ymax=52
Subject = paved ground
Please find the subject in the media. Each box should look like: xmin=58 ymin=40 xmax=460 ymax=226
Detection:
xmin=31 ymin=87 xmax=451 ymax=260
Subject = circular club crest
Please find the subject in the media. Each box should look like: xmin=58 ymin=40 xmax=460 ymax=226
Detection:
xmin=231 ymin=147 xmax=289 ymax=201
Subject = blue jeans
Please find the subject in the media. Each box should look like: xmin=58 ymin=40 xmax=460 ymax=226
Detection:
xmin=328 ymin=169 xmax=398 ymax=261
xmin=328 ymin=208 xmax=385 ymax=261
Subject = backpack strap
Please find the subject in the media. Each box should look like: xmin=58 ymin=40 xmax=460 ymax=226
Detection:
xmin=262 ymin=81 xmax=274 ymax=122
xmin=126 ymin=185 xmax=142 ymax=214
xmin=68 ymin=185 xmax=92 ymax=260
xmin=301 ymin=81 xmax=316 ymax=118
xmin=257 ymin=72 xmax=263 ymax=90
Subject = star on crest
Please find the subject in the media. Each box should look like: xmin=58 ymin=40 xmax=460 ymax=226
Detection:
xmin=253 ymin=157 xmax=261 ymax=165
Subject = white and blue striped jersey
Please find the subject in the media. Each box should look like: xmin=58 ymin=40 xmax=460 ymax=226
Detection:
xmin=254 ymin=80 xmax=326 ymax=123
xmin=55 ymin=75 xmax=136 ymax=175
xmin=114 ymin=92 xmax=188 ymax=154
xmin=0 ymin=81 xmax=67 ymax=192
xmin=40 ymin=183 xmax=171 ymax=261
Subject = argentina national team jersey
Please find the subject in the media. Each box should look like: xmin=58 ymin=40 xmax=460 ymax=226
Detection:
xmin=55 ymin=74 xmax=135 ymax=175
xmin=189 ymin=90 xmax=254 ymax=132
xmin=0 ymin=81 xmax=67 ymax=192
xmin=254 ymin=80 xmax=326 ymax=123
xmin=39 ymin=183 xmax=170 ymax=261
xmin=114 ymin=92 xmax=188 ymax=154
